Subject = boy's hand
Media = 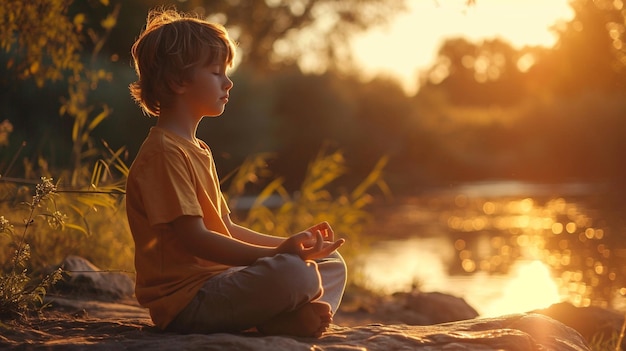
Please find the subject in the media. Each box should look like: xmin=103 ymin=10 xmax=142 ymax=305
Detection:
xmin=304 ymin=221 xmax=334 ymax=242
xmin=277 ymin=229 xmax=344 ymax=261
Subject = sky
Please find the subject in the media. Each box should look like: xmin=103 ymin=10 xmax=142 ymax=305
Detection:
xmin=351 ymin=0 xmax=576 ymax=95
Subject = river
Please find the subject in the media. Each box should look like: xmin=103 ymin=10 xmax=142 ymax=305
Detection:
xmin=355 ymin=181 xmax=626 ymax=316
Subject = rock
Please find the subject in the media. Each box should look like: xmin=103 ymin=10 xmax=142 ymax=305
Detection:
xmin=336 ymin=287 xmax=478 ymax=326
xmin=55 ymin=255 xmax=135 ymax=300
xmin=28 ymin=258 xmax=589 ymax=350
xmin=106 ymin=315 xmax=591 ymax=351
xmin=533 ymin=302 xmax=625 ymax=349
xmin=0 ymin=299 xmax=591 ymax=351
xmin=388 ymin=291 xmax=479 ymax=324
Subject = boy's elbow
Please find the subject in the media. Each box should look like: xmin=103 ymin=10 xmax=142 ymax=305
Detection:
xmin=172 ymin=216 xmax=211 ymax=251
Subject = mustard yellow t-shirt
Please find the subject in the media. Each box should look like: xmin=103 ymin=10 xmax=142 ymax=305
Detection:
xmin=126 ymin=127 xmax=232 ymax=329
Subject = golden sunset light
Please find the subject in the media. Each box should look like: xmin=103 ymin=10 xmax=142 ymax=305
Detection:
xmin=351 ymin=0 xmax=575 ymax=94
xmin=3 ymin=1 xmax=626 ymax=348
xmin=481 ymin=260 xmax=561 ymax=317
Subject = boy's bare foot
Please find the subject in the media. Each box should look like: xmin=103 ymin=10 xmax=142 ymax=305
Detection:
xmin=257 ymin=301 xmax=332 ymax=338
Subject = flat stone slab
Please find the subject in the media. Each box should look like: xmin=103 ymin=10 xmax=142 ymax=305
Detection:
xmin=0 ymin=297 xmax=590 ymax=351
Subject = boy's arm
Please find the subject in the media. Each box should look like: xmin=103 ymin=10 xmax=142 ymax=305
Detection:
xmin=174 ymin=215 xmax=344 ymax=265
xmin=223 ymin=214 xmax=285 ymax=247
xmin=224 ymin=215 xmax=336 ymax=246
xmin=174 ymin=215 xmax=277 ymax=266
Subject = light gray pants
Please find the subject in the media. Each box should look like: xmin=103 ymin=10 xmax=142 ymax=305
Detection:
xmin=165 ymin=251 xmax=347 ymax=334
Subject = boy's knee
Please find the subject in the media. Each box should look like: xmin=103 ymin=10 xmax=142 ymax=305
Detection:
xmin=318 ymin=251 xmax=347 ymax=278
xmin=263 ymin=253 xmax=322 ymax=298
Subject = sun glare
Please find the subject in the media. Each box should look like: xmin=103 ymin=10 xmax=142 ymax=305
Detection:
xmin=481 ymin=260 xmax=561 ymax=317
xmin=351 ymin=0 xmax=575 ymax=94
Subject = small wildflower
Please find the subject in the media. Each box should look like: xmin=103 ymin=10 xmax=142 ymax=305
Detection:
xmin=13 ymin=243 xmax=30 ymax=269
xmin=36 ymin=177 xmax=56 ymax=197
xmin=0 ymin=216 xmax=12 ymax=234
xmin=31 ymin=177 xmax=56 ymax=208
xmin=0 ymin=119 xmax=13 ymax=147
xmin=46 ymin=211 xmax=67 ymax=229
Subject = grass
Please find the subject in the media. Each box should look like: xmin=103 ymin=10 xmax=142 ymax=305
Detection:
xmin=588 ymin=327 xmax=624 ymax=351
xmin=600 ymin=315 xmax=626 ymax=351
xmin=224 ymin=149 xmax=390 ymax=261
xmin=0 ymin=177 xmax=63 ymax=318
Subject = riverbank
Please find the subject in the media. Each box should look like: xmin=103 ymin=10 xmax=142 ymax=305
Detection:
xmin=0 ymin=252 xmax=621 ymax=350
xmin=0 ymin=289 xmax=598 ymax=351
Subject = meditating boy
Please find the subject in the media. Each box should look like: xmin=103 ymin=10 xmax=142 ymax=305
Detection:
xmin=125 ymin=8 xmax=347 ymax=338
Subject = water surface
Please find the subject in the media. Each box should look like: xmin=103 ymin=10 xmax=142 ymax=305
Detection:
xmin=356 ymin=181 xmax=626 ymax=315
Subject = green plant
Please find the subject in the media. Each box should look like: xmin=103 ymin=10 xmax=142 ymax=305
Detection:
xmin=0 ymin=138 xmax=131 ymax=271
xmin=0 ymin=177 xmax=64 ymax=318
xmin=1 ymin=0 xmax=120 ymax=186
xmin=588 ymin=331 xmax=621 ymax=351
xmin=225 ymin=148 xmax=390 ymax=262
xmin=619 ymin=314 xmax=626 ymax=351
xmin=0 ymin=1 xmax=141 ymax=300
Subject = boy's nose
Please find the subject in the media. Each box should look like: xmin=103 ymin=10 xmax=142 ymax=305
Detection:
xmin=225 ymin=76 xmax=234 ymax=90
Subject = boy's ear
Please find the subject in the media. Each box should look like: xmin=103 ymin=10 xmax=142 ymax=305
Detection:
xmin=168 ymin=78 xmax=188 ymax=95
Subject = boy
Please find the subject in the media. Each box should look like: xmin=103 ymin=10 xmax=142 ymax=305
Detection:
xmin=125 ymin=8 xmax=347 ymax=338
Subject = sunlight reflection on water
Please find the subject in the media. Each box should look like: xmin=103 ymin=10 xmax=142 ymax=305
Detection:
xmin=357 ymin=238 xmax=562 ymax=316
xmin=482 ymin=260 xmax=560 ymax=316
xmin=356 ymin=181 xmax=626 ymax=316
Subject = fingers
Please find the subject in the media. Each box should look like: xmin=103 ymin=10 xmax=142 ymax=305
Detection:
xmin=306 ymin=221 xmax=334 ymax=241
xmin=313 ymin=231 xmax=324 ymax=251
xmin=287 ymin=223 xmax=344 ymax=260
xmin=303 ymin=237 xmax=345 ymax=260
xmin=300 ymin=230 xmax=317 ymax=247
xmin=322 ymin=238 xmax=345 ymax=255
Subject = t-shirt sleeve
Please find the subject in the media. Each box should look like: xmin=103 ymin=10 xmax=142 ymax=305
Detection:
xmin=135 ymin=149 xmax=203 ymax=226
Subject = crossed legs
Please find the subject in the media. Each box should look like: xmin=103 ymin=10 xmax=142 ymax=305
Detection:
xmin=167 ymin=252 xmax=347 ymax=338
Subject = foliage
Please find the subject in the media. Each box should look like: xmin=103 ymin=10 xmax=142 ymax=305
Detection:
xmin=0 ymin=147 xmax=132 ymax=319
xmin=587 ymin=328 xmax=624 ymax=351
xmin=0 ymin=177 xmax=63 ymax=318
xmin=225 ymin=148 xmax=390 ymax=262
xmin=5 ymin=0 xmax=623 ymax=191
xmin=0 ymin=0 xmax=131 ymax=274
xmin=0 ymin=0 xmax=120 ymax=185
xmin=0 ymin=1 xmax=82 ymax=87
xmin=0 ymin=115 xmax=132 ymax=291
xmin=0 ymin=151 xmax=131 ymax=273
xmin=131 ymin=0 xmax=407 ymax=72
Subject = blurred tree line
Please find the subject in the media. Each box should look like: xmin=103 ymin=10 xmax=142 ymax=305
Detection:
xmin=1 ymin=0 xmax=625 ymax=197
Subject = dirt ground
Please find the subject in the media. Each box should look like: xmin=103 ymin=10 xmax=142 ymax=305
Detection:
xmin=0 ymin=294 xmax=382 ymax=349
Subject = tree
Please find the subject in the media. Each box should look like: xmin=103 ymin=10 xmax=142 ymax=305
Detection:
xmin=0 ymin=0 xmax=120 ymax=185
xmin=0 ymin=1 xmax=82 ymax=87
xmin=420 ymin=37 xmax=531 ymax=106
xmin=107 ymin=0 xmax=406 ymax=73
xmin=530 ymin=0 xmax=626 ymax=95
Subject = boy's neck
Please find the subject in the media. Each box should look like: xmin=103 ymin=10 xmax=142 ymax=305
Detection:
xmin=156 ymin=112 xmax=202 ymax=145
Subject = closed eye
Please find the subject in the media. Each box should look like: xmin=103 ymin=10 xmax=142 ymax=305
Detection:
xmin=208 ymin=63 xmax=224 ymax=75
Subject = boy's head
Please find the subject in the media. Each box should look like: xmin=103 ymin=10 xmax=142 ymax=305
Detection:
xmin=129 ymin=8 xmax=236 ymax=117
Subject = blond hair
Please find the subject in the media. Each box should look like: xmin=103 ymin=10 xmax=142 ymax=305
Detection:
xmin=129 ymin=8 xmax=236 ymax=117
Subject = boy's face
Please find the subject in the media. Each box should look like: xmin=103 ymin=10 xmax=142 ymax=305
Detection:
xmin=180 ymin=61 xmax=233 ymax=118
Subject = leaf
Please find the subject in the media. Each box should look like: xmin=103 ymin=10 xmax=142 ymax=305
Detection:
xmin=29 ymin=61 xmax=39 ymax=74
xmin=86 ymin=106 xmax=110 ymax=133
xmin=73 ymin=13 xmax=85 ymax=31
xmin=63 ymin=223 xmax=89 ymax=236
xmin=100 ymin=15 xmax=116 ymax=30
xmin=250 ymin=177 xmax=287 ymax=209
xmin=351 ymin=155 xmax=389 ymax=200
xmin=90 ymin=159 xmax=105 ymax=187
xmin=71 ymin=117 xmax=79 ymax=142
xmin=73 ymin=13 xmax=85 ymax=25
